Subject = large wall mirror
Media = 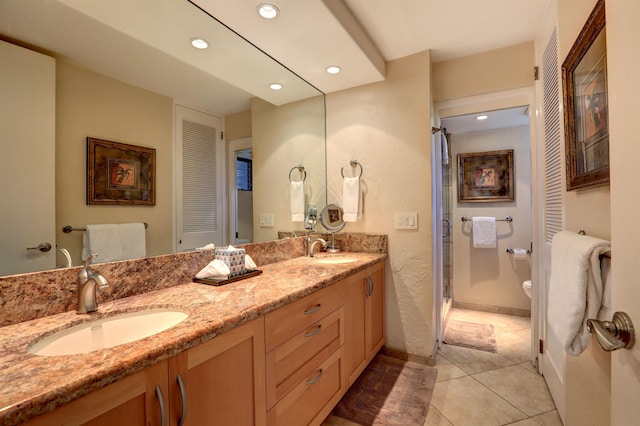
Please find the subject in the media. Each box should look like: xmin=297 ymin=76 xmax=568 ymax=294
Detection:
xmin=0 ymin=0 xmax=326 ymax=276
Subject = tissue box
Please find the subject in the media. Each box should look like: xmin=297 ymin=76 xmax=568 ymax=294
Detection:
xmin=215 ymin=247 xmax=246 ymax=277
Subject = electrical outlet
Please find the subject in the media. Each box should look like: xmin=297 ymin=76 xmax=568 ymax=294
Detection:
xmin=259 ymin=213 xmax=274 ymax=227
xmin=394 ymin=212 xmax=418 ymax=230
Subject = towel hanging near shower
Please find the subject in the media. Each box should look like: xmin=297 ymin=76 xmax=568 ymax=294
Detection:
xmin=441 ymin=129 xmax=450 ymax=166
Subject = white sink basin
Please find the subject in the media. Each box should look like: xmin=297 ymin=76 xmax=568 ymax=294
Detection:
xmin=28 ymin=308 xmax=188 ymax=356
xmin=314 ymin=257 xmax=357 ymax=265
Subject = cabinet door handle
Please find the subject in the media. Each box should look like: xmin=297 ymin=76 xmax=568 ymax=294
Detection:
xmin=304 ymin=304 xmax=322 ymax=315
xmin=155 ymin=385 xmax=167 ymax=426
xmin=305 ymin=369 xmax=324 ymax=385
xmin=366 ymin=276 xmax=374 ymax=297
xmin=304 ymin=324 xmax=322 ymax=337
xmin=177 ymin=374 xmax=188 ymax=426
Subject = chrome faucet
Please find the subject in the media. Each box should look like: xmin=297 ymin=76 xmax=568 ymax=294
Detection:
xmin=309 ymin=238 xmax=327 ymax=257
xmin=77 ymin=254 xmax=110 ymax=314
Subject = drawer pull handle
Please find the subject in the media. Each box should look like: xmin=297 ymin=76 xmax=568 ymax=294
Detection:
xmin=305 ymin=369 xmax=324 ymax=385
xmin=304 ymin=304 xmax=322 ymax=315
xmin=304 ymin=324 xmax=323 ymax=337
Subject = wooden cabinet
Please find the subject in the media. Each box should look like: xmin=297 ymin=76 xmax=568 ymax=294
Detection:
xmin=265 ymin=280 xmax=347 ymax=426
xmin=344 ymin=262 xmax=385 ymax=386
xmin=25 ymin=318 xmax=265 ymax=426
xmin=24 ymin=361 xmax=168 ymax=426
xmin=168 ymin=318 xmax=266 ymax=426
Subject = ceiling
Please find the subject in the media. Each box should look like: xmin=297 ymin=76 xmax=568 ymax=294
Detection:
xmin=441 ymin=106 xmax=530 ymax=135
xmin=1 ymin=0 xmax=552 ymax=115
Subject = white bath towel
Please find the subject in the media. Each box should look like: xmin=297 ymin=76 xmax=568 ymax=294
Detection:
xmin=472 ymin=217 xmax=497 ymax=248
xmin=290 ymin=181 xmax=305 ymax=222
xmin=119 ymin=223 xmax=146 ymax=260
xmin=82 ymin=224 xmax=122 ymax=262
xmin=343 ymin=176 xmax=361 ymax=222
xmin=547 ymin=230 xmax=611 ymax=356
xmin=196 ymin=259 xmax=230 ymax=280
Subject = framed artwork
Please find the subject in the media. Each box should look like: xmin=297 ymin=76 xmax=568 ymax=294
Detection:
xmin=86 ymin=137 xmax=156 ymax=205
xmin=458 ymin=149 xmax=514 ymax=203
xmin=562 ymin=0 xmax=609 ymax=191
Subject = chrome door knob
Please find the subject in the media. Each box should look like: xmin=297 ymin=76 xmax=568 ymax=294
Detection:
xmin=587 ymin=311 xmax=635 ymax=351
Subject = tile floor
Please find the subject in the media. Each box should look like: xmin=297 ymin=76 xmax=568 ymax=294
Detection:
xmin=323 ymin=308 xmax=563 ymax=426
xmin=426 ymin=308 xmax=562 ymax=426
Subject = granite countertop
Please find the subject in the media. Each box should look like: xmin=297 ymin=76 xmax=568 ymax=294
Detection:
xmin=0 ymin=252 xmax=386 ymax=425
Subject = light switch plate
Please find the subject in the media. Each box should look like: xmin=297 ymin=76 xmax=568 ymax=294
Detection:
xmin=394 ymin=212 xmax=418 ymax=230
xmin=259 ymin=213 xmax=274 ymax=227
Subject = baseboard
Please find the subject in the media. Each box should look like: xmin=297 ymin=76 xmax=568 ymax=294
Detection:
xmin=381 ymin=346 xmax=436 ymax=367
xmin=453 ymin=301 xmax=531 ymax=318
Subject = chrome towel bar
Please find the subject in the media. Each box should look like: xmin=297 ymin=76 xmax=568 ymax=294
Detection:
xmin=63 ymin=223 xmax=148 ymax=233
xmin=461 ymin=216 xmax=513 ymax=223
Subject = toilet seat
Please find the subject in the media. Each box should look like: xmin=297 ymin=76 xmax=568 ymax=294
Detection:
xmin=522 ymin=280 xmax=532 ymax=298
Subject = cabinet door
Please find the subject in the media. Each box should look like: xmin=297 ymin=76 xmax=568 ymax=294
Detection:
xmin=344 ymin=270 xmax=367 ymax=386
xmin=24 ymin=361 xmax=168 ymax=426
xmin=366 ymin=262 xmax=385 ymax=360
xmin=169 ymin=318 xmax=266 ymax=426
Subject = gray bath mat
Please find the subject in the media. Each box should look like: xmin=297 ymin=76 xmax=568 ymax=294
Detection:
xmin=443 ymin=319 xmax=497 ymax=353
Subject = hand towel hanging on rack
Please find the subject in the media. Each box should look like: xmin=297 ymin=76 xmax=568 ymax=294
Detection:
xmin=472 ymin=217 xmax=497 ymax=248
xmin=343 ymin=176 xmax=361 ymax=222
xmin=290 ymin=181 xmax=305 ymax=222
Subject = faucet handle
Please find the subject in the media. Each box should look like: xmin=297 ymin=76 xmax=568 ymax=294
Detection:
xmin=83 ymin=253 xmax=98 ymax=268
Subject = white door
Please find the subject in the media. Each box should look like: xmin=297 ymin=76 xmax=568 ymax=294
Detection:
xmin=606 ymin=1 xmax=640 ymax=422
xmin=175 ymin=105 xmax=225 ymax=251
xmin=227 ymin=138 xmax=253 ymax=245
xmin=0 ymin=41 xmax=56 ymax=275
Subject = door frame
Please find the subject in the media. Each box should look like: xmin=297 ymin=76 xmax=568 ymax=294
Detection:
xmin=433 ymin=87 xmax=539 ymax=363
xmin=227 ymin=137 xmax=252 ymax=245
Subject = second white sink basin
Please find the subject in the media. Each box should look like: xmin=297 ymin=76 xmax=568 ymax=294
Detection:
xmin=28 ymin=308 xmax=188 ymax=357
xmin=314 ymin=257 xmax=357 ymax=265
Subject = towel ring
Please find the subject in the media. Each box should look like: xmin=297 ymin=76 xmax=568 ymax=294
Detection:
xmin=289 ymin=165 xmax=306 ymax=182
xmin=341 ymin=160 xmax=363 ymax=178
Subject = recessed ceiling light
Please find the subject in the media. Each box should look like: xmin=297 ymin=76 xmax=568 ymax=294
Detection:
xmin=326 ymin=65 xmax=341 ymax=74
xmin=476 ymin=115 xmax=488 ymax=120
xmin=269 ymin=83 xmax=283 ymax=90
xmin=190 ymin=38 xmax=209 ymax=49
xmin=257 ymin=3 xmax=279 ymax=19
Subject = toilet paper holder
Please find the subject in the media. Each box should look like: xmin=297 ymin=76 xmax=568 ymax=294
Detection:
xmin=506 ymin=247 xmax=531 ymax=255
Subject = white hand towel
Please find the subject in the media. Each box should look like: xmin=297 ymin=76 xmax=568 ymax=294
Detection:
xmin=119 ymin=223 xmax=146 ymax=260
xmin=82 ymin=224 xmax=122 ymax=262
xmin=196 ymin=243 xmax=216 ymax=250
xmin=343 ymin=176 xmax=361 ymax=222
xmin=196 ymin=259 xmax=230 ymax=280
xmin=472 ymin=217 xmax=497 ymax=248
xmin=290 ymin=181 xmax=305 ymax=222
xmin=547 ymin=230 xmax=611 ymax=356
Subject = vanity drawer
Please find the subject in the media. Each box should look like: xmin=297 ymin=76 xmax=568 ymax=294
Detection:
xmin=267 ymin=349 xmax=344 ymax=426
xmin=265 ymin=279 xmax=346 ymax=352
xmin=266 ymin=307 xmax=344 ymax=408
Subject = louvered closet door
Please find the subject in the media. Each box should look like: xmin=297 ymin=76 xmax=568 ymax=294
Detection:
xmin=175 ymin=105 xmax=224 ymax=251
xmin=539 ymin=27 xmax=566 ymax=420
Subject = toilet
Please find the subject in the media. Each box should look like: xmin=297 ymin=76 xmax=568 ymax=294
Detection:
xmin=522 ymin=280 xmax=532 ymax=299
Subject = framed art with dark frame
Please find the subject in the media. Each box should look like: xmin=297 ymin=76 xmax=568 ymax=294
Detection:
xmin=458 ymin=149 xmax=514 ymax=203
xmin=562 ymin=0 xmax=609 ymax=191
xmin=86 ymin=137 xmax=156 ymax=205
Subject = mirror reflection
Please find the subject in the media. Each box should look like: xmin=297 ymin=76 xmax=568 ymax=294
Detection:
xmin=320 ymin=204 xmax=346 ymax=253
xmin=0 ymin=0 xmax=326 ymax=277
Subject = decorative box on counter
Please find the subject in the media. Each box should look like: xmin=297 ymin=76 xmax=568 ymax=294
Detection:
xmin=215 ymin=246 xmax=246 ymax=277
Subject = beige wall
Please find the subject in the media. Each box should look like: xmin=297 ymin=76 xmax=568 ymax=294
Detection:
xmin=252 ymin=96 xmax=326 ymax=242
xmin=225 ymin=110 xmax=252 ymax=141
xmin=555 ymin=0 xmax=611 ymax=424
xmin=55 ymin=61 xmax=174 ymax=265
xmin=432 ymin=42 xmax=534 ymax=103
xmin=451 ymin=126 xmax=532 ymax=312
xmin=326 ymin=51 xmax=434 ymax=359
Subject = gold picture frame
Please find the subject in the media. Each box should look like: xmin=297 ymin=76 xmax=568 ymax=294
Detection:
xmin=87 ymin=137 xmax=156 ymax=205
xmin=562 ymin=0 xmax=609 ymax=191
xmin=458 ymin=149 xmax=514 ymax=203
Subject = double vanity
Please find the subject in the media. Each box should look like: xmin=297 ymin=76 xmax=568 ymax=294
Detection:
xmin=0 ymin=236 xmax=387 ymax=426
